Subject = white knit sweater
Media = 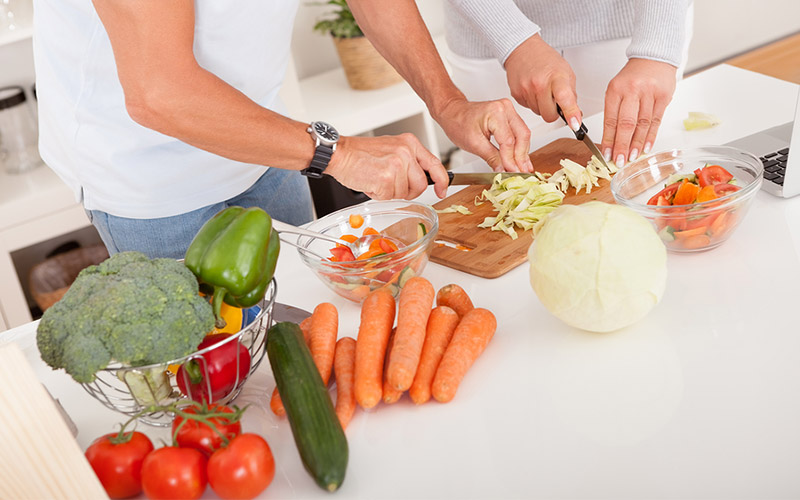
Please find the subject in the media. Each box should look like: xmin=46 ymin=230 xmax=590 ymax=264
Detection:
xmin=444 ymin=0 xmax=690 ymax=67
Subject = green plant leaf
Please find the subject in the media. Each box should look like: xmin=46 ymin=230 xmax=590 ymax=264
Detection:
xmin=309 ymin=0 xmax=364 ymax=38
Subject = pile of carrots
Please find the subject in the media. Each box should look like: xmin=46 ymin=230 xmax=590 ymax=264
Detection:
xmin=269 ymin=278 xmax=497 ymax=429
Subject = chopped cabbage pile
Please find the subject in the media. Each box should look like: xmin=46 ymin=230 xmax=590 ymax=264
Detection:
xmin=536 ymin=156 xmax=619 ymax=194
xmin=475 ymin=174 xmax=564 ymax=240
xmin=446 ymin=155 xmax=619 ymax=240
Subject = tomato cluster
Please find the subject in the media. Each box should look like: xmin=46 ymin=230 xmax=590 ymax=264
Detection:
xmin=85 ymin=403 xmax=275 ymax=500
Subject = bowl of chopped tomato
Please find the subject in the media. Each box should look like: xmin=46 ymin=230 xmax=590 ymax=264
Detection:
xmin=295 ymin=200 xmax=438 ymax=302
xmin=610 ymin=146 xmax=762 ymax=252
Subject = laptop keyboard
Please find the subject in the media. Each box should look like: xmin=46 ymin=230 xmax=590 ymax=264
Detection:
xmin=760 ymin=147 xmax=789 ymax=186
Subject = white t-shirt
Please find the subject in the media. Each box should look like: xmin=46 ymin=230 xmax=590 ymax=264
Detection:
xmin=32 ymin=1 xmax=299 ymax=219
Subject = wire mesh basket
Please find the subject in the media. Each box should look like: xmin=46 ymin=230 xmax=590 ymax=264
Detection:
xmin=80 ymin=279 xmax=277 ymax=426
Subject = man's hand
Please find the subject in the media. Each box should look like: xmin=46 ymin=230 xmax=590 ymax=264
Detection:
xmin=504 ymin=34 xmax=582 ymax=131
xmin=325 ymin=134 xmax=450 ymax=200
xmin=601 ymin=58 xmax=677 ymax=166
xmin=435 ymin=97 xmax=533 ymax=172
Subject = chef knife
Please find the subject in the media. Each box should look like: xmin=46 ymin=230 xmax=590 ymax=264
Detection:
xmin=272 ymin=302 xmax=312 ymax=324
xmin=556 ymin=104 xmax=611 ymax=171
xmin=425 ymin=171 xmax=535 ymax=186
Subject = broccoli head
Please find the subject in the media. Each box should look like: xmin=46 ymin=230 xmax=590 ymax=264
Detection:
xmin=36 ymin=251 xmax=215 ymax=383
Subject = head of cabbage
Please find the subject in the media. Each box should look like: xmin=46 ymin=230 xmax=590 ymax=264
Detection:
xmin=528 ymin=201 xmax=667 ymax=333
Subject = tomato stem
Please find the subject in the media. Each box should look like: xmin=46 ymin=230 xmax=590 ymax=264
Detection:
xmin=109 ymin=401 xmax=248 ymax=448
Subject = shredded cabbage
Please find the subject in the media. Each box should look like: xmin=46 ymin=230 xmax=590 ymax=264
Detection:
xmin=475 ymin=174 xmax=564 ymax=240
xmin=436 ymin=204 xmax=473 ymax=215
xmin=547 ymin=156 xmax=618 ymax=194
xmin=444 ymin=156 xmax=618 ymax=240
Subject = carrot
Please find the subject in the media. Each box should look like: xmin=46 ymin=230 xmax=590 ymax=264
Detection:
xmin=673 ymin=226 xmax=707 ymax=240
xmin=299 ymin=316 xmax=312 ymax=344
xmin=349 ymin=214 xmax=364 ymax=229
xmin=409 ymin=306 xmax=460 ymax=405
xmin=269 ymin=387 xmax=286 ymax=416
xmin=269 ymin=310 xmax=332 ymax=417
xmin=354 ymin=288 xmax=396 ymax=409
xmin=308 ymin=302 xmax=338 ymax=385
xmin=340 ymin=234 xmax=358 ymax=243
xmin=382 ymin=328 xmax=403 ymax=404
xmin=386 ymin=277 xmax=435 ymax=392
xmin=436 ymin=284 xmax=474 ymax=318
xmin=680 ymin=233 xmax=712 ymax=250
xmin=333 ymin=337 xmax=357 ymax=429
xmin=362 ymin=227 xmax=380 ymax=236
xmin=432 ymin=308 xmax=497 ymax=403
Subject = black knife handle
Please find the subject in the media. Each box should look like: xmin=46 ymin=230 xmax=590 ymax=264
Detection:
xmin=556 ymin=104 xmax=587 ymax=141
xmin=425 ymin=170 xmax=455 ymax=186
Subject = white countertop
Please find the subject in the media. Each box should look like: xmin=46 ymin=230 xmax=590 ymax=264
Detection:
xmin=3 ymin=64 xmax=800 ymax=499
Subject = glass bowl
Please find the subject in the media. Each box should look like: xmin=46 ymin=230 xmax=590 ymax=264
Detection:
xmin=610 ymin=146 xmax=763 ymax=252
xmin=296 ymin=200 xmax=438 ymax=302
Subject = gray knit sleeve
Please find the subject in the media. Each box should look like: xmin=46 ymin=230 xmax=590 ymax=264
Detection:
xmin=626 ymin=0 xmax=690 ymax=67
xmin=446 ymin=0 xmax=541 ymax=63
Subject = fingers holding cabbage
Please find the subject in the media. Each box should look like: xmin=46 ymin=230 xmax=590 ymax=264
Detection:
xmin=528 ymin=202 xmax=667 ymax=333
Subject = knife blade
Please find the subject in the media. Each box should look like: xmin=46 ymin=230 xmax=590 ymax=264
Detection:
xmin=426 ymin=170 xmax=535 ymax=186
xmin=272 ymin=302 xmax=312 ymax=324
xmin=556 ymin=105 xmax=611 ymax=171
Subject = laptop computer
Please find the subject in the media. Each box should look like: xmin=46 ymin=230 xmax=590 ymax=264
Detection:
xmin=725 ymin=87 xmax=800 ymax=198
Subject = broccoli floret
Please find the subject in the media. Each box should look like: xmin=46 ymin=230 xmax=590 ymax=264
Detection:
xmin=36 ymin=251 xmax=215 ymax=383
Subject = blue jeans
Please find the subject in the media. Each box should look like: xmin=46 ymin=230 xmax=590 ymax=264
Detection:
xmin=87 ymin=168 xmax=314 ymax=259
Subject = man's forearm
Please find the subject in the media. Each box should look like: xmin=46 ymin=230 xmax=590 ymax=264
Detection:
xmin=347 ymin=0 xmax=465 ymax=121
xmin=93 ymin=0 xmax=315 ymax=172
xmin=126 ymin=65 xmax=315 ymax=171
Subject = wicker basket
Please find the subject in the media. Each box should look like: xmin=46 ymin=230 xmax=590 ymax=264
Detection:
xmin=333 ymin=35 xmax=403 ymax=90
xmin=29 ymin=245 xmax=110 ymax=312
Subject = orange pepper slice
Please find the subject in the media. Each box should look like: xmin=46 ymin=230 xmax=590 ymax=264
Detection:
xmin=673 ymin=180 xmax=700 ymax=205
xmin=696 ymin=185 xmax=717 ymax=203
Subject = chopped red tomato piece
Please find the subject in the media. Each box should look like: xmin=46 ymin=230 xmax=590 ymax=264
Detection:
xmin=713 ymin=183 xmax=741 ymax=197
xmin=697 ymin=164 xmax=734 ymax=187
xmin=329 ymin=246 xmax=355 ymax=262
xmin=647 ymin=182 xmax=682 ymax=205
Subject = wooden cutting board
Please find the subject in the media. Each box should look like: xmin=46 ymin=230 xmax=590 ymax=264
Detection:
xmin=430 ymin=138 xmax=615 ymax=278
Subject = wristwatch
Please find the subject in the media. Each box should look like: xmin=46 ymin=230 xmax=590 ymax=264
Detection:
xmin=301 ymin=121 xmax=340 ymax=179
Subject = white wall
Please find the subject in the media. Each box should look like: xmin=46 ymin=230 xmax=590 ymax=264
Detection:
xmin=291 ymin=0 xmax=800 ymax=79
xmin=686 ymin=0 xmax=800 ymax=72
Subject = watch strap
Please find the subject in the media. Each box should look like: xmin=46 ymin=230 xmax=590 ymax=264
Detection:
xmin=301 ymin=143 xmax=334 ymax=179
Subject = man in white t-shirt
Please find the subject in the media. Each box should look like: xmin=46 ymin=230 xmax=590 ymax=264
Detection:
xmin=33 ymin=0 xmax=531 ymax=259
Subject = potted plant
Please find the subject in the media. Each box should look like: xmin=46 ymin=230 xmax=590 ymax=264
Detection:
xmin=312 ymin=0 xmax=402 ymax=90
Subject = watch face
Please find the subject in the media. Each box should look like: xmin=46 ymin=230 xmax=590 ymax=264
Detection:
xmin=313 ymin=121 xmax=339 ymax=142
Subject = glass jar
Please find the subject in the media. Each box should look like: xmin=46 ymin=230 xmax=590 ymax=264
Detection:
xmin=0 ymin=85 xmax=41 ymax=175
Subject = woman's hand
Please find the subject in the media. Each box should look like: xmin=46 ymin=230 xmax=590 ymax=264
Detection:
xmin=601 ymin=58 xmax=678 ymax=166
xmin=504 ymin=34 xmax=582 ymax=132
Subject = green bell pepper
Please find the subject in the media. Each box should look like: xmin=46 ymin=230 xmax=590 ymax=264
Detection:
xmin=185 ymin=206 xmax=280 ymax=327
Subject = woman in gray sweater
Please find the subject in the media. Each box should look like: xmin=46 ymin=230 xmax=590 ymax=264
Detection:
xmin=445 ymin=1 xmax=693 ymax=167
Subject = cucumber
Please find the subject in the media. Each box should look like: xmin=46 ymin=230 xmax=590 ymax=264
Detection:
xmin=397 ymin=266 xmax=416 ymax=288
xmin=267 ymin=322 xmax=348 ymax=491
xmin=657 ymin=225 xmax=676 ymax=242
xmin=416 ymin=222 xmax=427 ymax=240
